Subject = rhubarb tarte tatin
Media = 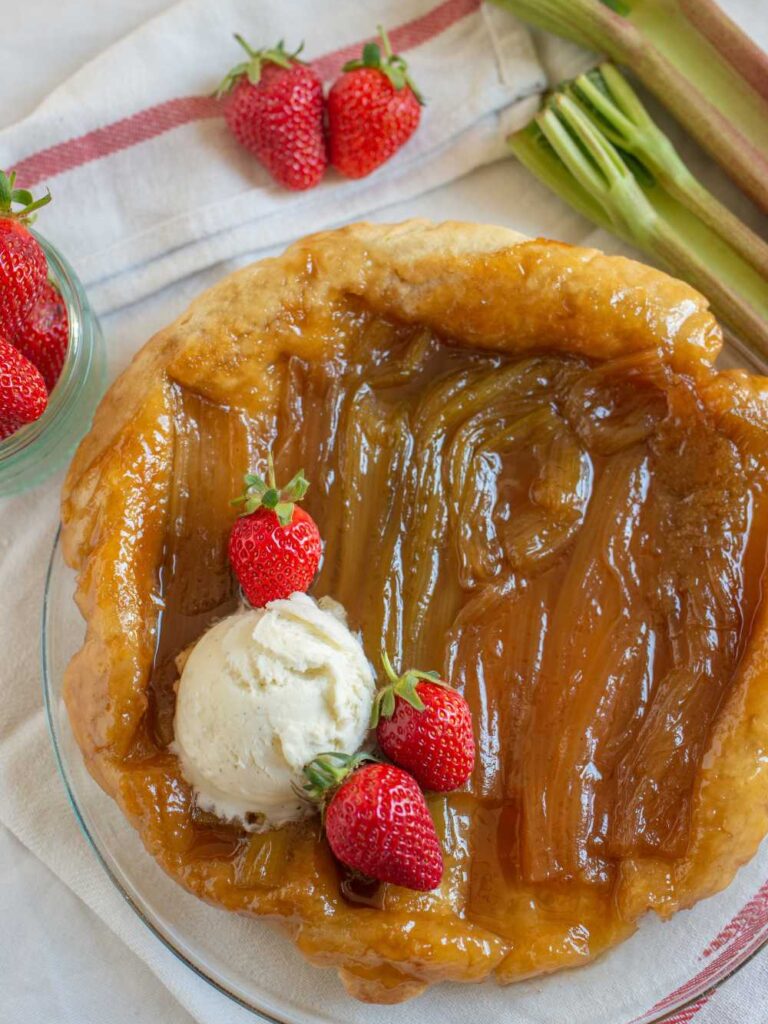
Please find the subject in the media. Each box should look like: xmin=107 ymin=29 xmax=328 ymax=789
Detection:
xmin=61 ymin=221 xmax=768 ymax=1004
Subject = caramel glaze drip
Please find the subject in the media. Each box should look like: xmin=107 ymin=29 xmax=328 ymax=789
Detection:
xmin=141 ymin=310 xmax=767 ymax=966
xmin=131 ymin=385 xmax=261 ymax=860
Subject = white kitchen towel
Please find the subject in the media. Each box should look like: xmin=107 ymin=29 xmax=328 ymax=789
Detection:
xmin=0 ymin=0 xmax=543 ymax=315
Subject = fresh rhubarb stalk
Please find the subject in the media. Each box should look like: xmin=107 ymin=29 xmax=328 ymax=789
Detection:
xmin=509 ymin=121 xmax=619 ymax=238
xmin=509 ymin=94 xmax=768 ymax=359
xmin=566 ymin=64 xmax=768 ymax=281
xmin=491 ymin=0 xmax=768 ymax=214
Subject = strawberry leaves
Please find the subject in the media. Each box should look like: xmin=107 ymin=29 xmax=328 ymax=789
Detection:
xmin=303 ymin=750 xmax=379 ymax=806
xmin=232 ymin=452 xmax=309 ymax=525
xmin=216 ymin=36 xmax=304 ymax=96
xmin=0 ymin=169 xmax=51 ymax=223
xmin=370 ymin=651 xmax=446 ymax=727
xmin=342 ymin=26 xmax=424 ymax=105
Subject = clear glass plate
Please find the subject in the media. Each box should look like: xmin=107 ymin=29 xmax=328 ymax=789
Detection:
xmin=42 ymin=527 xmax=768 ymax=1024
xmin=0 ymin=234 xmax=106 ymax=496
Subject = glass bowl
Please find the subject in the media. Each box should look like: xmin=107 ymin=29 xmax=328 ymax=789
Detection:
xmin=0 ymin=233 xmax=106 ymax=496
xmin=43 ymin=529 xmax=768 ymax=1024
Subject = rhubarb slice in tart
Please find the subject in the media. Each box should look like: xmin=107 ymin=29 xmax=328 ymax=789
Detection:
xmin=61 ymin=221 xmax=768 ymax=1004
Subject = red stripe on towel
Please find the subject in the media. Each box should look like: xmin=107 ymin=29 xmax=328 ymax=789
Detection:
xmin=13 ymin=0 xmax=481 ymax=186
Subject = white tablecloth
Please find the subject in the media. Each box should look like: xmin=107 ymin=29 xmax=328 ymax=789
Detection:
xmin=2 ymin=2 xmax=768 ymax=1022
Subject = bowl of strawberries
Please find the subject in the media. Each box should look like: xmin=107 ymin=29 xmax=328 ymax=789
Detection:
xmin=0 ymin=171 xmax=105 ymax=496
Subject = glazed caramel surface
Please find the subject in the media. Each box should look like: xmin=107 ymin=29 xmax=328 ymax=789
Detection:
xmin=136 ymin=315 xmax=766 ymax=986
xmin=61 ymin=225 xmax=768 ymax=1004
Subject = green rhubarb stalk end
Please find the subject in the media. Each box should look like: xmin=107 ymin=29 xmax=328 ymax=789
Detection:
xmin=508 ymin=65 xmax=768 ymax=361
xmin=564 ymin=65 xmax=768 ymax=280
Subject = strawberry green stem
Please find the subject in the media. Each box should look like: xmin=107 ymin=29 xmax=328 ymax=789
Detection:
xmin=233 ymin=33 xmax=258 ymax=59
xmin=0 ymin=169 xmax=51 ymax=222
xmin=378 ymin=24 xmax=393 ymax=60
xmin=216 ymin=37 xmax=303 ymax=96
xmin=231 ymin=453 xmax=310 ymax=525
xmin=371 ymin=652 xmax=448 ymax=727
xmin=303 ymin=751 xmax=377 ymax=805
xmin=343 ymin=25 xmax=425 ymax=105
xmin=380 ymin=650 xmax=400 ymax=687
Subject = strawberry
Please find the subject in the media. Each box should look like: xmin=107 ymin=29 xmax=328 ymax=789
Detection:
xmin=327 ymin=26 xmax=423 ymax=179
xmin=0 ymin=169 xmax=51 ymax=340
xmin=228 ymin=454 xmax=322 ymax=607
xmin=0 ymin=336 xmax=48 ymax=440
xmin=13 ymin=279 xmax=68 ymax=392
xmin=218 ymin=36 xmax=327 ymax=191
xmin=371 ymin=653 xmax=475 ymax=792
xmin=304 ymin=753 xmax=443 ymax=891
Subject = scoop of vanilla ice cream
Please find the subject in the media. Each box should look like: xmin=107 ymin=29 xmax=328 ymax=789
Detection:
xmin=172 ymin=592 xmax=375 ymax=830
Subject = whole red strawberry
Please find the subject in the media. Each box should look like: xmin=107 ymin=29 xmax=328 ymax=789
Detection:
xmin=218 ymin=36 xmax=327 ymax=190
xmin=0 ymin=336 xmax=48 ymax=440
xmin=229 ymin=455 xmax=322 ymax=607
xmin=328 ymin=26 xmax=423 ymax=179
xmin=0 ymin=170 xmax=52 ymax=340
xmin=13 ymin=280 xmax=68 ymax=391
xmin=304 ymin=753 xmax=443 ymax=891
xmin=372 ymin=653 xmax=475 ymax=792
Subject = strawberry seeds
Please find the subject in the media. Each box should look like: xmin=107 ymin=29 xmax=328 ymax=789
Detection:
xmin=219 ymin=26 xmax=423 ymax=190
xmin=0 ymin=169 xmax=68 ymax=441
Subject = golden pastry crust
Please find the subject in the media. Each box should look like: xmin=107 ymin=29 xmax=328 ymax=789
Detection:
xmin=61 ymin=220 xmax=768 ymax=1002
